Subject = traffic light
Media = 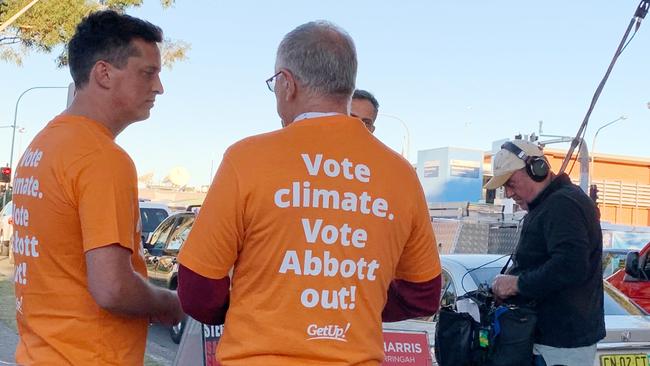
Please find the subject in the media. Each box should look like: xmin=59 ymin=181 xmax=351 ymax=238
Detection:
xmin=0 ymin=167 xmax=11 ymax=183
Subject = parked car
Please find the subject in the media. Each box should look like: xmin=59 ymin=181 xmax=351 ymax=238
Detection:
xmin=144 ymin=210 xmax=196 ymax=343
xmin=609 ymin=241 xmax=650 ymax=313
xmin=139 ymin=200 xmax=171 ymax=246
xmin=0 ymin=202 xmax=12 ymax=256
xmin=386 ymin=254 xmax=650 ymax=366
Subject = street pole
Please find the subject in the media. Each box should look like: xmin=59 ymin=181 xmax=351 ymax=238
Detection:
xmin=379 ymin=113 xmax=411 ymax=161
xmin=9 ymin=86 xmax=67 ymax=179
xmin=590 ymin=115 xmax=627 ymax=187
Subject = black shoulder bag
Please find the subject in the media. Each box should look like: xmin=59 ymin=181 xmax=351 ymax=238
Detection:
xmin=434 ymin=256 xmax=537 ymax=366
xmin=486 ymin=255 xmax=537 ymax=366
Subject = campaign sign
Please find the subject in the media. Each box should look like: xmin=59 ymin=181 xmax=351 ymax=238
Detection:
xmin=382 ymin=331 xmax=432 ymax=366
xmin=200 ymin=324 xmax=430 ymax=366
xmin=202 ymin=324 xmax=224 ymax=366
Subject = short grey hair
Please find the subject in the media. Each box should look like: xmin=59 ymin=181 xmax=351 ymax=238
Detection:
xmin=276 ymin=21 xmax=357 ymax=98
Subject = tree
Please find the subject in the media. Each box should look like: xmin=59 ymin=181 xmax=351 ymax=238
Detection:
xmin=0 ymin=0 xmax=189 ymax=67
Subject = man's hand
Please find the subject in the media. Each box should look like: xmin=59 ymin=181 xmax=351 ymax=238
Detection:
xmin=150 ymin=289 xmax=185 ymax=326
xmin=491 ymin=274 xmax=519 ymax=299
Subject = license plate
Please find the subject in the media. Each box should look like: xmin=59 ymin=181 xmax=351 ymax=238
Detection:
xmin=600 ymin=354 xmax=648 ymax=366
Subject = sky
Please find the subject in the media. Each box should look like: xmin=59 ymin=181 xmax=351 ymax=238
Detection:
xmin=1 ymin=0 xmax=649 ymax=186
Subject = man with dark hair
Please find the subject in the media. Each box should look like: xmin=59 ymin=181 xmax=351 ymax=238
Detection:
xmin=178 ymin=21 xmax=441 ymax=365
xmin=12 ymin=10 xmax=183 ymax=365
xmin=488 ymin=139 xmax=605 ymax=366
xmin=351 ymin=89 xmax=379 ymax=132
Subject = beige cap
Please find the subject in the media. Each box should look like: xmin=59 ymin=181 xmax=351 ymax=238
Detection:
xmin=484 ymin=140 xmax=544 ymax=189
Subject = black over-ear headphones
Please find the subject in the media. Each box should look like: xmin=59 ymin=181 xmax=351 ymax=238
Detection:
xmin=501 ymin=141 xmax=549 ymax=182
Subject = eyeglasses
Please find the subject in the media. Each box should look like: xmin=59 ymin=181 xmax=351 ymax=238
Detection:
xmin=265 ymin=71 xmax=281 ymax=92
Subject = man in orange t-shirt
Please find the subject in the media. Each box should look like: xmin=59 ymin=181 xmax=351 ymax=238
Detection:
xmin=12 ymin=11 xmax=183 ymax=365
xmin=178 ymin=21 xmax=441 ymax=366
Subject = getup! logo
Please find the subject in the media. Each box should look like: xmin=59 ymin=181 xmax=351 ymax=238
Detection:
xmin=306 ymin=322 xmax=351 ymax=342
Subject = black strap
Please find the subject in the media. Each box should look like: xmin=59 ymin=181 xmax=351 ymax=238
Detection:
xmin=501 ymin=218 xmax=526 ymax=275
xmin=500 ymin=255 xmax=512 ymax=274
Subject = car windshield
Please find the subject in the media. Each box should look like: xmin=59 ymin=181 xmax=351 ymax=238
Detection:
xmin=140 ymin=208 xmax=169 ymax=233
xmin=466 ymin=264 xmax=645 ymax=316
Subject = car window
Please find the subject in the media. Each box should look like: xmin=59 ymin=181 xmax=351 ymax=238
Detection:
xmin=604 ymin=282 xmax=646 ymax=315
xmin=468 ymin=267 xmax=502 ymax=289
xmin=0 ymin=203 xmax=11 ymax=216
xmin=149 ymin=217 xmax=176 ymax=250
xmin=167 ymin=215 xmax=194 ymax=252
xmin=140 ymin=208 xmax=169 ymax=233
xmin=602 ymin=251 xmax=628 ymax=278
xmin=441 ymin=270 xmax=457 ymax=307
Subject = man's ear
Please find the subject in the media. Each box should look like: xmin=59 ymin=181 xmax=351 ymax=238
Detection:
xmin=283 ymin=70 xmax=298 ymax=102
xmin=90 ymin=60 xmax=112 ymax=89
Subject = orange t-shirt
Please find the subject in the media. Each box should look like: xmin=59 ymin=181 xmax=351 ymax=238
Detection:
xmin=12 ymin=115 xmax=147 ymax=365
xmin=179 ymin=115 xmax=441 ymax=366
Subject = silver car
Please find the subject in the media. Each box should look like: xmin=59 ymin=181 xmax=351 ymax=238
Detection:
xmin=384 ymin=254 xmax=650 ymax=366
xmin=0 ymin=202 xmax=12 ymax=256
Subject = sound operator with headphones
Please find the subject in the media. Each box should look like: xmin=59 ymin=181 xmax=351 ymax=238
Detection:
xmin=486 ymin=139 xmax=605 ymax=366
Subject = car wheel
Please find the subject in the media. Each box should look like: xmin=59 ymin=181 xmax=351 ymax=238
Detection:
xmin=170 ymin=316 xmax=187 ymax=344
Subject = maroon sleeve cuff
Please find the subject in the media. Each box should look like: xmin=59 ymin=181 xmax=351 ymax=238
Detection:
xmin=178 ymin=264 xmax=230 ymax=325
xmin=382 ymin=275 xmax=442 ymax=322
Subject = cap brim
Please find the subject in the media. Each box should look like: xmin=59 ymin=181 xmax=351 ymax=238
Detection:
xmin=484 ymin=172 xmax=514 ymax=190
